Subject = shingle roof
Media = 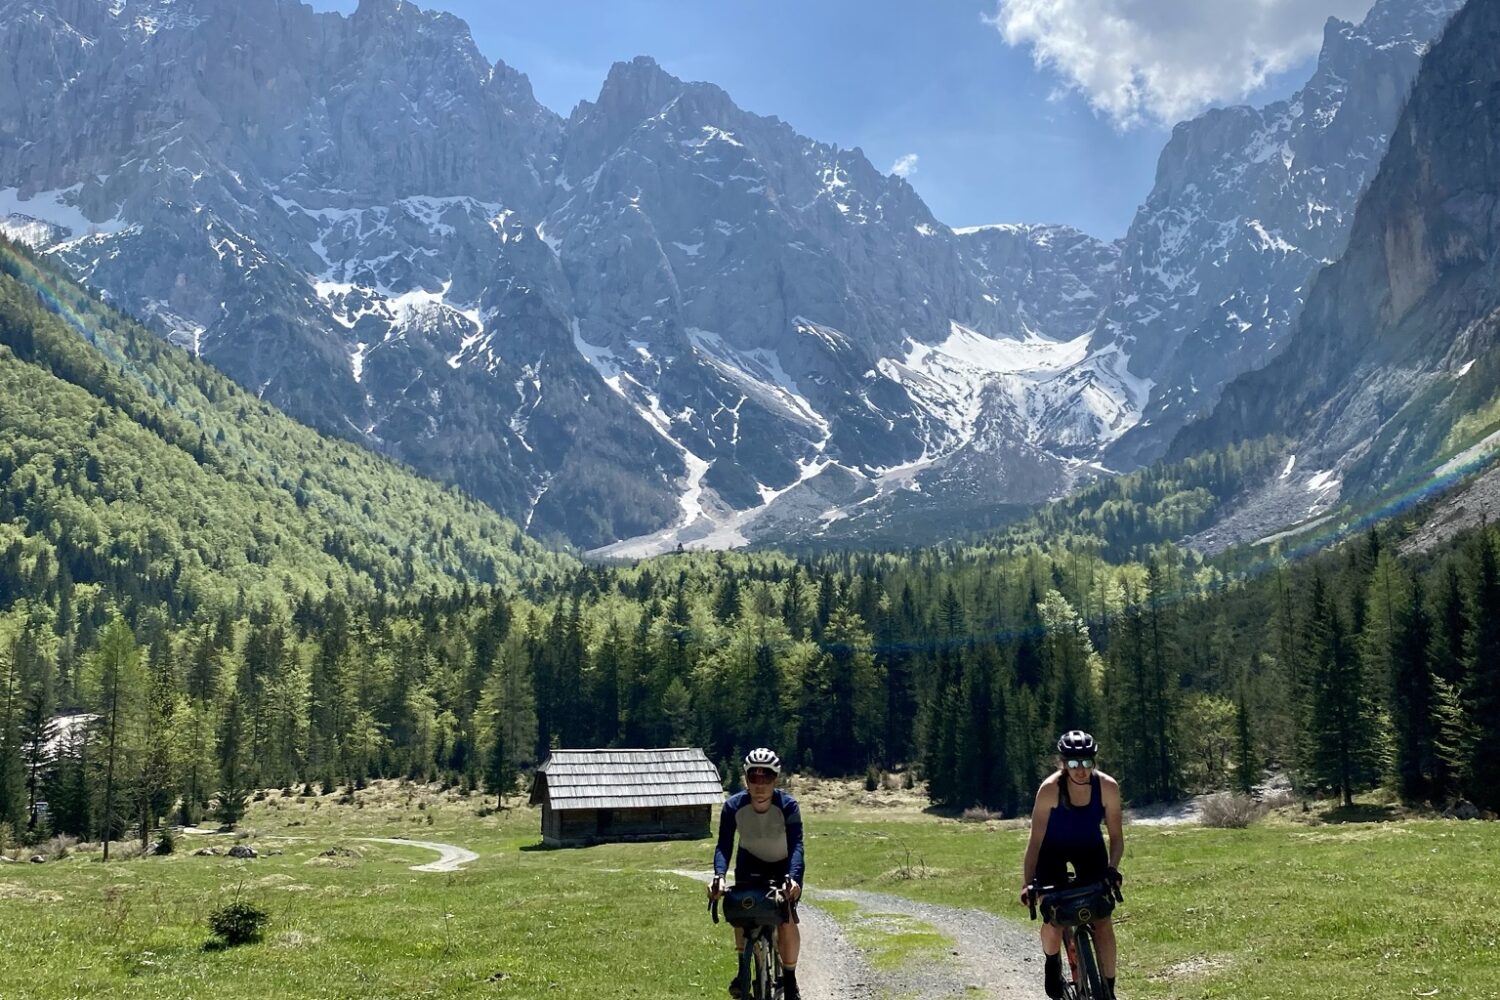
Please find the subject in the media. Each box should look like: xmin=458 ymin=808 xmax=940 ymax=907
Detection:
xmin=529 ymin=748 xmax=725 ymax=810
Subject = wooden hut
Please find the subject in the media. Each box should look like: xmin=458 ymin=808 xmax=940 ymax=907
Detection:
xmin=529 ymin=748 xmax=724 ymax=846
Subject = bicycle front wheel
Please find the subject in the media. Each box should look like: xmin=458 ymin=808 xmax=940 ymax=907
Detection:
xmin=1076 ymin=927 xmax=1108 ymax=1000
xmin=752 ymin=934 xmax=775 ymax=1000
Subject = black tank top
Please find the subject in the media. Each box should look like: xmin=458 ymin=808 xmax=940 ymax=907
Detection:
xmin=1043 ymin=773 xmax=1104 ymax=853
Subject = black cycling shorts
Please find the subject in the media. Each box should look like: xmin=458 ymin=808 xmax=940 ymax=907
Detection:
xmin=1034 ymin=840 xmax=1108 ymax=889
xmin=734 ymin=854 xmax=792 ymax=889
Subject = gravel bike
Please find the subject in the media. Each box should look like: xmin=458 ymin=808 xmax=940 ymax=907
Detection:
xmin=1029 ymin=877 xmax=1124 ymax=1000
xmin=710 ymin=879 xmax=794 ymax=1000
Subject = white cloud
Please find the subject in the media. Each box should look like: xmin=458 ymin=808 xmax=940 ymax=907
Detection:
xmin=890 ymin=153 xmax=920 ymax=178
xmin=989 ymin=0 xmax=1375 ymax=128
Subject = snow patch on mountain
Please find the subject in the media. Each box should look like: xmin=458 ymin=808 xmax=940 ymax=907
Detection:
xmin=687 ymin=327 xmax=831 ymax=440
xmin=0 ymin=187 xmax=127 ymax=245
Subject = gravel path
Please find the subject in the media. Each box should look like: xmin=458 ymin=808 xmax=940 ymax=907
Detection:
xmin=820 ymin=888 xmax=1041 ymax=999
xmin=665 ymin=871 xmax=1038 ymax=999
xmin=667 ymin=870 xmax=879 ymax=1000
xmin=357 ymin=838 xmax=478 ymax=872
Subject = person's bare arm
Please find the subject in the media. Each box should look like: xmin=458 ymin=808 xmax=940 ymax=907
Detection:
xmin=1020 ymin=780 xmax=1053 ymax=903
xmin=1100 ymin=772 xmax=1125 ymax=875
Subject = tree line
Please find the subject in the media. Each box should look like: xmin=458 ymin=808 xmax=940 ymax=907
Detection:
xmin=4 ymin=508 xmax=1500 ymax=855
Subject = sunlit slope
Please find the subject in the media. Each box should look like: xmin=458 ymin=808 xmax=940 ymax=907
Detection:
xmin=0 ymin=237 xmax=571 ymax=614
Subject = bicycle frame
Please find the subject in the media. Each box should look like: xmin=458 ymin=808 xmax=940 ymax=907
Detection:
xmin=737 ymin=922 xmax=783 ymax=1000
xmin=1061 ymin=922 xmax=1099 ymax=1000
xmin=1029 ymin=878 xmax=1122 ymax=1000
xmin=711 ymin=881 xmax=793 ymax=1000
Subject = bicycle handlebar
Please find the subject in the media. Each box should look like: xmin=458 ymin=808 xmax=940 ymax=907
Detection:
xmin=1027 ymin=878 xmax=1124 ymax=922
xmin=708 ymin=878 xmax=797 ymax=926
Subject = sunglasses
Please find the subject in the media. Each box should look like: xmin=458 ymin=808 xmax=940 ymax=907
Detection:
xmin=1065 ymin=759 xmax=1096 ymax=770
xmin=746 ymin=769 xmax=777 ymax=784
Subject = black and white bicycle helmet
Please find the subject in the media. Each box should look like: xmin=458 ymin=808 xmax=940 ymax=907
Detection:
xmin=744 ymin=747 xmax=782 ymax=774
xmin=1056 ymin=730 xmax=1099 ymax=757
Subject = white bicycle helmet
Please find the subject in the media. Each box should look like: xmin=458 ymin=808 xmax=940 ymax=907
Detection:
xmin=743 ymin=747 xmax=782 ymax=774
xmin=1056 ymin=730 xmax=1099 ymax=757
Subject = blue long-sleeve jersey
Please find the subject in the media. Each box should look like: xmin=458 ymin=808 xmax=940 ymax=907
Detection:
xmin=713 ymin=788 xmax=805 ymax=885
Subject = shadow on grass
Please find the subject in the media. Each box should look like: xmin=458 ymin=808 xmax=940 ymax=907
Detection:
xmin=1317 ymin=802 xmax=1400 ymax=823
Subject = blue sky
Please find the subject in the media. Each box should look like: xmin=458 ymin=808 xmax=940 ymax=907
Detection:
xmin=314 ymin=0 xmax=1349 ymax=239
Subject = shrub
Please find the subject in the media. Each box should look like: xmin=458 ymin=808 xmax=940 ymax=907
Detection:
xmin=960 ymin=806 xmax=1003 ymax=823
xmin=902 ymin=771 xmax=915 ymax=790
xmin=1262 ymin=788 xmax=1298 ymax=810
xmin=208 ymin=901 xmax=270 ymax=946
xmin=864 ymin=766 xmax=880 ymax=792
xmin=1199 ymin=792 xmax=1267 ymax=829
xmin=156 ymin=829 xmax=176 ymax=856
xmin=40 ymin=835 xmax=79 ymax=861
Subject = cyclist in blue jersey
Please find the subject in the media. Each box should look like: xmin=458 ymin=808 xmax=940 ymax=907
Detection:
xmin=708 ymin=747 xmax=805 ymax=1000
xmin=1021 ymin=730 xmax=1125 ymax=999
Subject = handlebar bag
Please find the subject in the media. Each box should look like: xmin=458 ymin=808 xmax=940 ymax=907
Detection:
xmin=1041 ymin=883 xmax=1115 ymax=928
xmin=724 ymin=888 xmax=786 ymax=928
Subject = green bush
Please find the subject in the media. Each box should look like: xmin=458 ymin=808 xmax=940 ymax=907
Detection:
xmin=864 ymin=766 xmax=880 ymax=792
xmin=208 ymin=901 xmax=269 ymax=946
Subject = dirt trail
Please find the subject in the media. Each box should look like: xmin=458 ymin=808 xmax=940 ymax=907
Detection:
xmin=819 ymin=888 xmax=1042 ymax=999
xmin=357 ymin=838 xmax=478 ymax=872
xmin=667 ymin=871 xmax=1039 ymax=999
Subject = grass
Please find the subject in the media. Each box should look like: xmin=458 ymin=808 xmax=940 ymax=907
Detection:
xmin=797 ymin=809 xmax=1500 ymax=999
xmin=0 ymin=786 xmax=725 ymax=999
xmin=638 ymin=779 xmax=1500 ymax=1000
xmin=815 ymin=898 xmax=953 ymax=971
xmin=2 ymin=781 xmax=1499 ymax=999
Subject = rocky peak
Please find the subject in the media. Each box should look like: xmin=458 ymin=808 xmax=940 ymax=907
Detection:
xmin=1092 ymin=0 xmax=1463 ymax=470
xmin=1357 ymin=0 xmax=1464 ymax=46
xmin=345 ymin=0 xmax=485 ymax=60
xmin=1174 ymin=0 xmax=1500 ymax=494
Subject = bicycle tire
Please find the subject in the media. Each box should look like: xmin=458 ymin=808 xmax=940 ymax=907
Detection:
xmin=753 ymin=933 xmax=775 ymax=1000
xmin=1076 ymin=927 xmax=1108 ymax=1000
xmin=1061 ymin=929 xmax=1082 ymax=1000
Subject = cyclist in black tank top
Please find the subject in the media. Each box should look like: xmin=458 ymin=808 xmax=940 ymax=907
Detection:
xmin=1021 ymin=731 xmax=1125 ymax=999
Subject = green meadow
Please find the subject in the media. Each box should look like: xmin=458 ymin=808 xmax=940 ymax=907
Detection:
xmin=1 ymin=781 xmax=1498 ymax=999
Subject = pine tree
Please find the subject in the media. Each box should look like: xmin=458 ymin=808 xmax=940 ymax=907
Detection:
xmin=878 ymin=594 xmax=916 ymax=768
xmin=1429 ymin=563 xmax=1469 ymax=799
xmin=88 ymin=617 xmax=145 ymax=859
xmin=746 ymin=637 xmax=783 ymax=754
xmin=782 ymin=567 xmax=808 ymax=641
xmin=1465 ymin=532 xmax=1500 ymax=810
xmin=1303 ymin=579 xmax=1379 ymax=806
xmin=1390 ymin=574 xmax=1436 ymax=802
xmin=482 ymin=647 xmax=535 ymax=805
xmin=1143 ymin=562 xmax=1179 ymax=800
xmin=1234 ymin=684 xmax=1256 ymax=795
xmin=216 ymin=686 xmax=251 ymax=827
xmin=1038 ymin=590 xmax=1100 ymax=738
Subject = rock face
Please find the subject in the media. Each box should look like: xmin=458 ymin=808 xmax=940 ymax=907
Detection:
xmin=0 ymin=0 xmax=1464 ymax=550
xmin=1094 ymin=0 xmax=1465 ymax=469
xmin=1174 ymin=0 xmax=1500 ymax=540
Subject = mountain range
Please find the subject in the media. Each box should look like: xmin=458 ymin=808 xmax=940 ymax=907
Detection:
xmin=1176 ymin=0 xmax=1500 ymax=551
xmin=0 ymin=0 xmax=1467 ymax=552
